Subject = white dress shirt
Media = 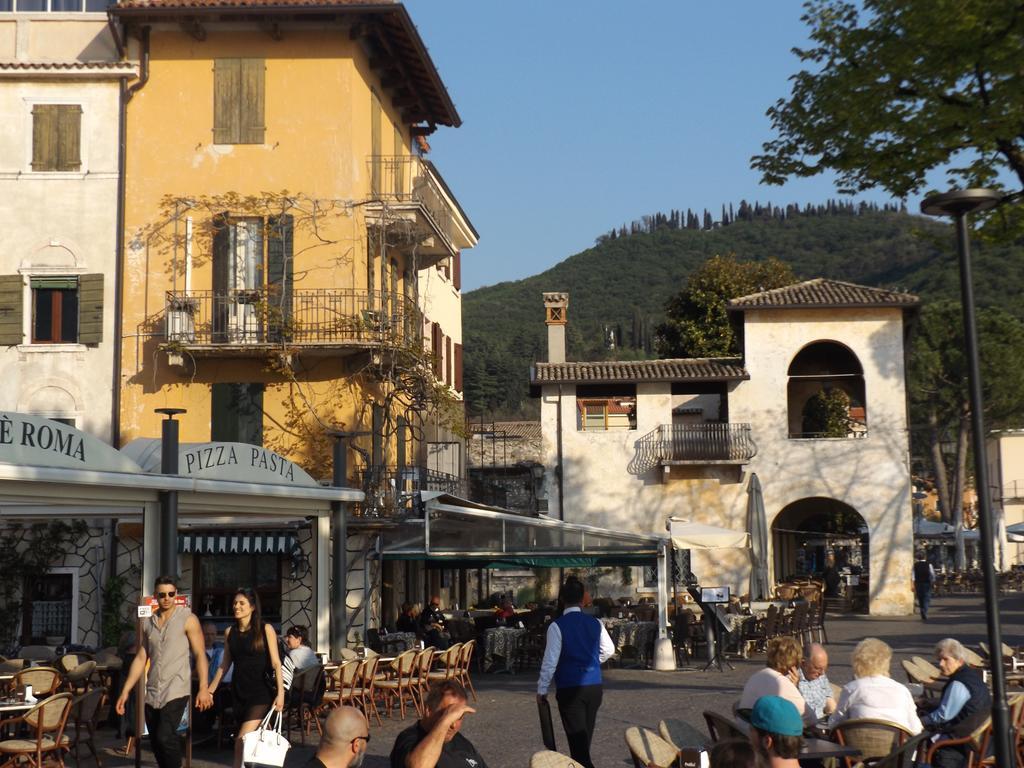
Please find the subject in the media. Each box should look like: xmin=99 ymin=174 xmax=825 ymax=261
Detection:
xmin=828 ymin=675 xmax=923 ymax=735
xmin=536 ymin=607 xmax=615 ymax=695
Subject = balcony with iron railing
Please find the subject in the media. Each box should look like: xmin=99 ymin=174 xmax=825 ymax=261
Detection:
xmin=160 ymin=288 xmax=422 ymax=356
xmin=365 ymin=155 xmax=476 ymax=262
xmin=627 ymin=423 xmax=757 ymax=475
xmin=352 ymin=465 xmax=467 ymax=518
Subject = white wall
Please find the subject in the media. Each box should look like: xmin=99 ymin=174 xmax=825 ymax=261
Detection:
xmin=539 ymin=306 xmax=915 ymax=615
xmin=0 ymin=18 xmax=123 ymax=442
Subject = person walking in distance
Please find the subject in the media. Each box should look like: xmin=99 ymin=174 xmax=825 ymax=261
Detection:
xmin=208 ymin=587 xmax=285 ymax=768
xmin=115 ymin=575 xmax=212 ymax=768
xmin=912 ymin=550 xmax=936 ymax=621
xmin=536 ymin=577 xmax=614 ymax=768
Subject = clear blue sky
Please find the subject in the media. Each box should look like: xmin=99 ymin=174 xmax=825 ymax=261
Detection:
xmin=403 ymin=1 xmax=904 ymax=291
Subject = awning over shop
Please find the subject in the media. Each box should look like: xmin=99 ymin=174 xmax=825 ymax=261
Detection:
xmin=178 ymin=530 xmax=298 ymax=554
xmin=381 ymin=492 xmax=666 ymax=566
xmin=669 ymin=518 xmax=750 ymax=550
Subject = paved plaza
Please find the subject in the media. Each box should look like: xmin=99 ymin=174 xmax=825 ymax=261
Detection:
xmin=91 ymin=594 xmax=1022 ymax=768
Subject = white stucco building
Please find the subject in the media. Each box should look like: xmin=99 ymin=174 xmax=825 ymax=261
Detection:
xmin=0 ymin=8 xmax=133 ymax=441
xmin=531 ymin=280 xmax=920 ymax=615
xmin=986 ymin=430 xmax=1024 ymax=569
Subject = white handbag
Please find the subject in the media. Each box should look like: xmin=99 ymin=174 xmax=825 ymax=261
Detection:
xmin=242 ymin=710 xmax=290 ymax=768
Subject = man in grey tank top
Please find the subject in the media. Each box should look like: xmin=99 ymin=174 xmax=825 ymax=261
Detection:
xmin=116 ymin=575 xmax=213 ymax=768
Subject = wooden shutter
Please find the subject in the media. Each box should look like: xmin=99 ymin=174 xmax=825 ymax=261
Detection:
xmin=0 ymin=275 xmax=24 ymax=346
xmin=392 ymin=123 xmax=404 ymax=193
xmin=267 ymin=214 xmax=293 ymax=342
xmin=213 ymin=59 xmax=241 ymax=144
xmin=431 ymin=322 xmax=441 ymax=377
xmin=32 ymin=105 xmax=59 ymax=171
xmin=445 ymin=336 xmax=452 ymax=386
xmin=77 ymin=273 xmax=104 ymax=345
xmin=453 ymin=251 xmax=461 ymax=291
xmin=239 ymin=59 xmax=265 ymax=144
xmin=454 ymin=342 xmax=463 ymax=393
xmin=57 ymin=105 xmax=82 ymax=171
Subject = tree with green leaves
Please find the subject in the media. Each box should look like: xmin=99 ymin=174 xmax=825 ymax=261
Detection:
xmin=655 ymin=255 xmax=796 ymax=358
xmin=908 ymin=300 xmax=1024 ymax=565
xmin=802 ymin=388 xmax=852 ymax=437
xmin=753 ymin=0 xmax=1024 ymax=238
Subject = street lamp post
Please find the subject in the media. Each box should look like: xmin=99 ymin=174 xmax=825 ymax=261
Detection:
xmin=921 ymin=188 xmax=1012 ymax=768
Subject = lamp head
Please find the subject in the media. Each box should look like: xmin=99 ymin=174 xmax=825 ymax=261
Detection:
xmin=921 ymin=188 xmax=1001 ymax=217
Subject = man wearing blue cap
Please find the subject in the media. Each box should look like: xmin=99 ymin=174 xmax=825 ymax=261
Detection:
xmin=748 ymin=696 xmax=804 ymax=768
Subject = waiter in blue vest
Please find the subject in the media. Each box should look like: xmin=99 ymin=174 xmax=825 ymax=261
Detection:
xmin=536 ymin=577 xmax=615 ymax=768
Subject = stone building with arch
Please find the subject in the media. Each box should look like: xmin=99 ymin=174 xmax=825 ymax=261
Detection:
xmin=532 ymin=279 xmax=919 ymax=615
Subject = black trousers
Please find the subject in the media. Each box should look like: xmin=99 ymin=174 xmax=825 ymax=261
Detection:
xmin=555 ymin=684 xmax=602 ymax=768
xmin=144 ymin=695 xmax=188 ymax=768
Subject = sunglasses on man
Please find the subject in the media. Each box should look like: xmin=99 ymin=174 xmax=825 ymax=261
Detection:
xmin=157 ymin=590 xmax=177 ymax=599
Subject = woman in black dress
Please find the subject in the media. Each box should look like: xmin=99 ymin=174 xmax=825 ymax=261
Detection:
xmin=208 ymin=588 xmax=284 ymax=768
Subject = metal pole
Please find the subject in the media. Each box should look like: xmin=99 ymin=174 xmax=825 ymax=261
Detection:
xmin=156 ymin=408 xmax=185 ymax=577
xmin=330 ymin=433 xmax=348 ymax=658
xmin=953 ymin=213 xmax=1012 ymax=766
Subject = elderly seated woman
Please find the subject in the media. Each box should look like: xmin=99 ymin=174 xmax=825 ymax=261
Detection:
xmin=828 ymin=637 xmax=922 ymax=734
xmin=738 ymin=636 xmax=815 ymax=725
xmin=920 ymin=638 xmax=992 ymax=768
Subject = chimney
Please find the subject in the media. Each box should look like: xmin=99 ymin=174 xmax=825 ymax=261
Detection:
xmin=543 ymin=292 xmax=569 ymax=363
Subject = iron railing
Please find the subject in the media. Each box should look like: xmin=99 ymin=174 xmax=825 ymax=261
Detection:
xmin=627 ymin=423 xmax=757 ymax=475
xmin=367 ymin=155 xmax=457 ymax=252
xmin=1000 ymin=480 xmax=1024 ymax=501
xmin=353 ymin=465 xmax=467 ymax=518
xmin=162 ymin=288 xmax=421 ymax=348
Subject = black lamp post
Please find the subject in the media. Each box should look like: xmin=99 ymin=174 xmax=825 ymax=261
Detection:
xmin=920 ymin=188 xmax=1011 ymax=768
xmin=155 ymin=407 xmax=186 ymax=578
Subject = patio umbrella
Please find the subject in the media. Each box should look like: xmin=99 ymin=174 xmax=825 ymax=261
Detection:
xmin=747 ymin=473 xmax=770 ymax=601
xmin=668 ymin=519 xmax=749 ymax=549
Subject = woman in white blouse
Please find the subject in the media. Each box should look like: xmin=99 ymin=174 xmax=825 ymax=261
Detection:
xmin=828 ymin=637 xmax=923 ymax=734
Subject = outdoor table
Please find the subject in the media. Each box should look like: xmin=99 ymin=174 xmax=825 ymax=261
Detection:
xmin=379 ymin=631 xmax=417 ymax=654
xmin=799 ymin=737 xmax=861 ymax=761
xmin=601 ymin=619 xmax=657 ymax=665
xmin=483 ymin=627 xmax=525 ymax=673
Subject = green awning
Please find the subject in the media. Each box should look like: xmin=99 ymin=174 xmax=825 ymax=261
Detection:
xmin=384 ymin=554 xmax=656 ymax=569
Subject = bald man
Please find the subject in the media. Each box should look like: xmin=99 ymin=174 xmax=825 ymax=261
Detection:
xmin=797 ymin=642 xmax=836 ymax=719
xmin=304 ymin=706 xmax=369 ymax=768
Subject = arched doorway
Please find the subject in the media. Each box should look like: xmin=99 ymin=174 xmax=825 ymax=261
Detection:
xmin=772 ymin=497 xmax=869 ymax=586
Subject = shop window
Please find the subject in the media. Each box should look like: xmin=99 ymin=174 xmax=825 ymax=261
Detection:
xmin=195 ymin=553 xmax=281 ymax=620
xmin=1 ymin=0 xmax=108 ymax=11
xmin=211 ymin=382 xmax=264 ymax=445
xmin=21 ymin=571 xmax=74 ymax=645
xmin=32 ymin=104 xmax=81 ymax=172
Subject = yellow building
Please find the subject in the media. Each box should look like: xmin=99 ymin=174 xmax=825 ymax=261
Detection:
xmin=110 ymin=0 xmax=477 ymax=637
xmin=113 ymin=0 xmax=476 ymax=476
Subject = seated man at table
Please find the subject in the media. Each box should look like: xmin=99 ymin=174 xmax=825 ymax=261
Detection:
xmin=419 ymin=596 xmax=451 ymax=650
xmin=389 ymin=680 xmax=486 ymax=768
xmin=747 ymin=696 xmax=803 ymax=768
xmin=739 ymin=637 xmax=815 ymax=725
xmin=920 ymin=638 xmax=991 ymax=768
xmin=796 ymin=643 xmax=836 ymax=720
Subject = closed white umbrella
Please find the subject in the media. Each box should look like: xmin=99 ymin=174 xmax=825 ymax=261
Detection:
xmin=747 ymin=474 xmax=771 ymax=601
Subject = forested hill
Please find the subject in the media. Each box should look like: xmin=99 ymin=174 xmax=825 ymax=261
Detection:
xmin=462 ymin=206 xmax=1024 ymax=418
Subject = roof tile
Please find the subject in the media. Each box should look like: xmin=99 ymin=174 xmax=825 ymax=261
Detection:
xmin=531 ymin=358 xmax=748 ymax=385
xmin=728 ymin=278 xmax=919 ymax=310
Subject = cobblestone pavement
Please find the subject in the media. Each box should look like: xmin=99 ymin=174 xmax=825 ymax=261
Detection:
xmin=90 ymin=594 xmax=1023 ymax=768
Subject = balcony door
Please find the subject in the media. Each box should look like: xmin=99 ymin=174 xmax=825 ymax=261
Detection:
xmin=211 ymin=215 xmax=292 ymax=344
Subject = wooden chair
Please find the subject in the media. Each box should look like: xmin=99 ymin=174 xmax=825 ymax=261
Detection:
xmin=911 ymin=656 xmax=943 ymax=681
xmin=980 ymin=693 xmax=1024 ymax=767
xmin=658 ymin=717 xmax=709 ymax=753
xmin=64 ymin=661 xmax=97 ymax=696
xmin=375 ymin=650 xmax=419 ymax=719
xmin=962 ymin=647 xmax=986 ymax=669
xmin=426 ymin=644 xmax=462 ymax=684
xmin=14 ymin=668 xmax=62 ymax=699
xmin=409 ymin=647 xmax=436 ymax=714
xmin=869 ymin=731 xmax=931 ymax=768
xmin=67 ymin=688 xmax=104 ymax=768
xmin=924 ymin=717 xmax=992 ymax=768
xmin=624 ymin=726 xmax=678 ymax=768
xmin=702 ymin=710 xmax=746 ymax=743
xmin=454 ymin=639 xmax=477 ymax=702
xmin=320 ymin=660 xmax=360 ymax=711
xmin=833 ymin=718 xmax=913 ymax=768
xmin=350 ymin=656 xmax=382 ymax=727
xmin=336 ymin=648 xmax=359 ymax=662
xmin=530 ymin=750 xmax=585 ymax=768
xmin=283 ymin=665 xmax=325 ymax=742
xmin=0 ymin=660 xmax=26 ymax=676
xmin=0 ymin=691 xmax=73 ymax=768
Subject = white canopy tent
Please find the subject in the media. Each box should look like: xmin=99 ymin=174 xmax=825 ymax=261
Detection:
xmin=669 ymin=518 xmax=751 ymax=550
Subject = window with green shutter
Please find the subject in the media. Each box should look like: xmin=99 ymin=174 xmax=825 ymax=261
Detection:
xmin=32 ymin=104 xmax=82 ymax=172
xmin=31 ymin=276 xmax=78 ymax=343
xmin=213 ymin=58 xmax=265 ymax=144
xmin=0 ymin=275 xmax=25 ymax=346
